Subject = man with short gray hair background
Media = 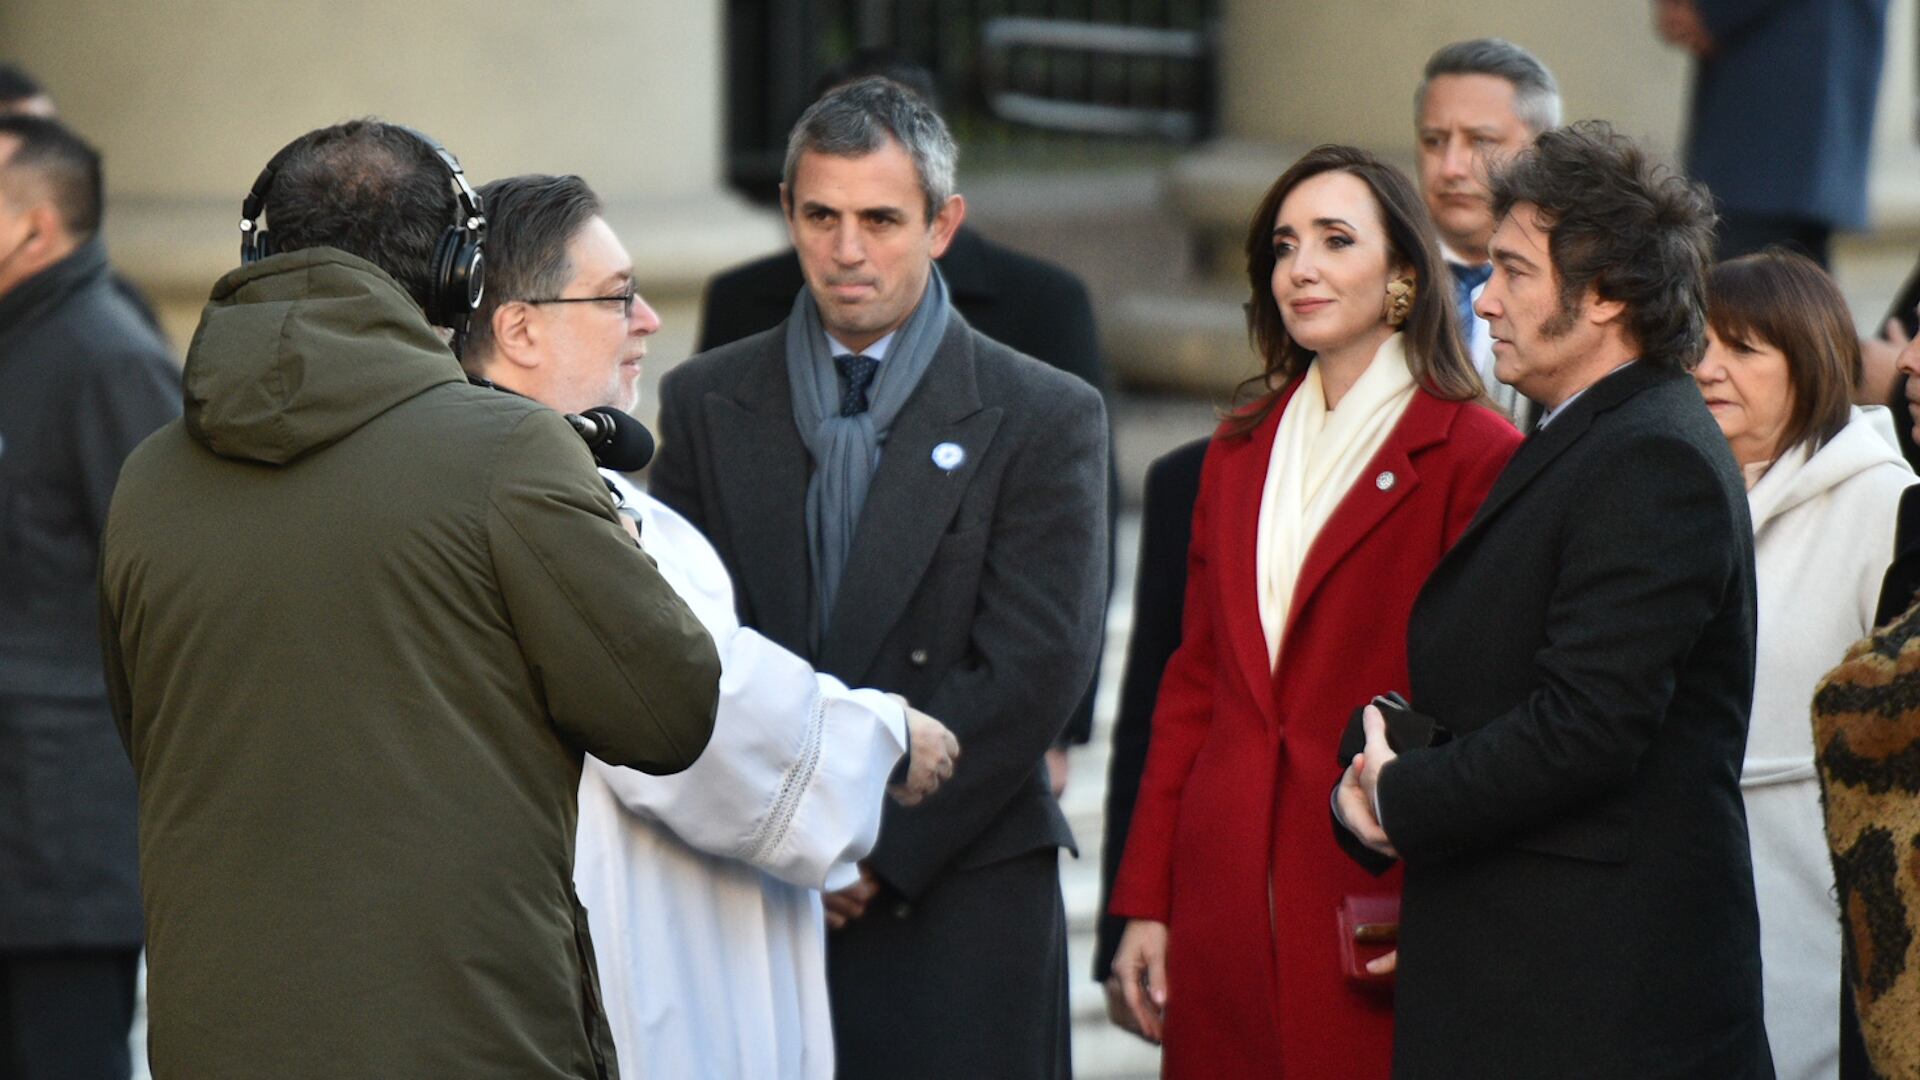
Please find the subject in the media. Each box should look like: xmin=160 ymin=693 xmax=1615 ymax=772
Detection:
xmin=652 ymin=76 xmax=1108 ymax=1079
xmin=1414 ymin=37 xmax=1560 ymax=427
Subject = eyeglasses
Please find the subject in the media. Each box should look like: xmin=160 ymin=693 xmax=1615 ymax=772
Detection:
xmin=523 ymin=286 xmax=643 ymax=318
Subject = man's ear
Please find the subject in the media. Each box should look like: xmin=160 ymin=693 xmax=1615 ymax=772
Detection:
xmin=928 ymin=193 xmax=966 ymax=259
xmin=490 ymin=301 xmax=542 ymax=372
xmin=1585 ymin=288 xmax=1628 ymax=330
xmin=17 ymin=201 xmax=66 ymax=261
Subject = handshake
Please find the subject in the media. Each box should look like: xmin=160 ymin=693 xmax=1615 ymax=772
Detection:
xmin=825 ymin=696 xmax=962 ymax=930
xmin=884 ymin=693 xmax=961 ymax=808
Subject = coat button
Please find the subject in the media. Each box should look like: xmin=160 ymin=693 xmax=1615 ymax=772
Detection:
xmin=1375 ymin=471 xmax=1396 ymax=491
xmin=893 ymin=901 xmax=913 ymax=919
xmin=909 ymin=648 xmax=930 ymax=667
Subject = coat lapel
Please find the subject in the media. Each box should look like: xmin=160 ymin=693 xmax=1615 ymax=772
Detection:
xmin=702 ymin=343 xmax=814 ymax=654
xmin=818 ymin=318 xmax=1004 ymax=679
xmin=1215 ymin=390 xmax=1294 ymax=727
xmin=1281 ymin=392 xmax=1453 ymax=649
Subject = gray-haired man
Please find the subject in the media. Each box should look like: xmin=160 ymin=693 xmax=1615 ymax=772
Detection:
xmin=1416 ymin=38 xmax=1561 ymax=424
xmin=651 ymin=76 xmax=1108 ymax=1079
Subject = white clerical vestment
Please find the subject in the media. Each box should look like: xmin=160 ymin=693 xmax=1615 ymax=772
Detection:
xmin=574 ymin=473 xmax=908 ymax=1080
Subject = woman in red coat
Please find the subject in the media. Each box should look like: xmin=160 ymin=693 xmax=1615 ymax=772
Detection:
xmin=1108 ymin=145 xmax=1521 ymax=1077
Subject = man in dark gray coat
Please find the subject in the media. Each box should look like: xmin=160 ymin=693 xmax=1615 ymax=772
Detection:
xmin=651 ymin=77 xmax=1108 ymax=1079
xmin=0 ymin=113 xmax=178 ymax=1080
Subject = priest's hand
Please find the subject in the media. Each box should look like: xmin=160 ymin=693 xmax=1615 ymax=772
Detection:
xmin=887 ymin=700 xmax=959 ymax=807
xmin=824 ymin=863 xmax=880 ymax=930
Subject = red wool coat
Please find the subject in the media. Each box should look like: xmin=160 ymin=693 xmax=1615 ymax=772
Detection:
xmin=1108 ymin=385 xmax=1520 ymax=1078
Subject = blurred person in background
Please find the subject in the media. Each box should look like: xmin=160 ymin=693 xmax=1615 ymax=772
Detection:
xmin=1832 ymin=286 xmax=1920 ymax=1078
xmin=1414 ymin=38 xmax=1560 ymax=429
xmin=0 ymin=112 xmax=176 ymax=1080
xmin=462 ymin=171 xmax=958 ymax=1080
xmin=1695 ymin=249 xmax=1914 ymax=1080
xmin=0 ymin=63 xmax=55 ymax=117
xmin=1090 ymin=434 xmax=1207 ymax=1039
xmin=1106 ymin=144 xmax=1519 ymax=1077
xmin=99 ymin=120 xmax=721 ymax=1080
xmin=0 ymin=65 xmax=160 ymax=337
xmin=1656 ymin=0 xmax=1889 ymax=267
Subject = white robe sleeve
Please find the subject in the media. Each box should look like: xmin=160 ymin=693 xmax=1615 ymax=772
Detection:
xmin=590 ymin=476 xmax=908 ymax=891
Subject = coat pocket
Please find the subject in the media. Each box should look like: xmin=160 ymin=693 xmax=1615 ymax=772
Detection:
xmin=568 ymin=891 xmax=618 ymax=1080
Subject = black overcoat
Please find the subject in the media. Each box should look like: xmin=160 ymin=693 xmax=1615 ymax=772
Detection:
xmin=1341 ymin=363 xmax=1775 ymax=1079
xmin=0 ymin=238 xmax=177 ymax=949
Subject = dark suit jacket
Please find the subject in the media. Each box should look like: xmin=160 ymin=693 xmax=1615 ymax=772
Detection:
xmin=1686 ymin=0 xmax=1888 ymax=229
xmin=1340 ymin=364 xmax=1773 ymax=1078
xmin=654 ymin=314 xmax=1107 ymax=883
xmin=697 ymin=226 xmax=1114 ymax=743
xmin=1091 ymin=436 xmax=1207 ymax=982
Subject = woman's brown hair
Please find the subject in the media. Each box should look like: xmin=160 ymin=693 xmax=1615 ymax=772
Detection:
xmin=1706 ymin=249 xmax=1857 ymax=457
xmin=1225 ymin=144 xmax=1485 ymax=438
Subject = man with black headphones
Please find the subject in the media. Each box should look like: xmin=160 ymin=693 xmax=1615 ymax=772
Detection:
xmin=98 ymin=119 xmax=722 ymax=1080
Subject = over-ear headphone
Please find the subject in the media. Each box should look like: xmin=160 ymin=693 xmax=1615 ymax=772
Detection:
xmin=239 ymin=125 xmax=488 ymax=335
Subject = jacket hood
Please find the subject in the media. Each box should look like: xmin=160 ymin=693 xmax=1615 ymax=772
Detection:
xmin=183 ymin=247 xmax=463 ymax=465
xmin=1749 ymin=404 xmax=1913 ymax=530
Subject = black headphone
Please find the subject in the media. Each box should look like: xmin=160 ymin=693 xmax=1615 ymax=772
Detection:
xmin=239 ymin=125 xmax=488 ymax=335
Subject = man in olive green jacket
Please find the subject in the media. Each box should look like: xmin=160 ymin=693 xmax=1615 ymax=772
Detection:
xmin=97 ymin=121 xmax=720 ymax=1080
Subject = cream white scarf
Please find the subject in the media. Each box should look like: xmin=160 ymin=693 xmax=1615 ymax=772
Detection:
xmin=1256 ymin=333 xmax=1418 ymax=667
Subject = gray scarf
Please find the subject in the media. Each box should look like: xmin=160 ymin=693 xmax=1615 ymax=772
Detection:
xmin=785 ymin=266 xmax=952 ymax=648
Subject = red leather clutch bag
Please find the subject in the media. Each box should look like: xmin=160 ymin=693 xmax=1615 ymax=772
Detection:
xmin=1337 ymin=893 xmax=1399 ymax=991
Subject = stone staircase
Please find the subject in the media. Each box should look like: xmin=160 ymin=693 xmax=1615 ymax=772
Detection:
xmin=1061 ymin=512 xmax=1164 ymax=1080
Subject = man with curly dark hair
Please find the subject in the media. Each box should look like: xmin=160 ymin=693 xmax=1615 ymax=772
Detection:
xmin=1335 ymin=121 xmax=1774 ymax=1078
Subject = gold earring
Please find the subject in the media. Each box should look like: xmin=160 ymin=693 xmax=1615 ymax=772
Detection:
xmin=1385 ymin=279 xmax=1414 ymax=328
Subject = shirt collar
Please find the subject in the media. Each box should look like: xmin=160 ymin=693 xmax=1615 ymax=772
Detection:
xmin=823 ymin=329 xmax=897 ymax=362
xmin=1437 ymin=238 xmax=1488 ymax=272
xmin=1535 ymin=360 xmax=1638 ymax=429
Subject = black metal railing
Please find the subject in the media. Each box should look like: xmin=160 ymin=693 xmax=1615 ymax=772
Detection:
xmin=725 ymin=0 xmax=1216 ymax=200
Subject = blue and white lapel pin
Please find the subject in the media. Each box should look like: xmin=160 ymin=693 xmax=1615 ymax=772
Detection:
xmin=931 ymin=441 xmax=966 ymax=472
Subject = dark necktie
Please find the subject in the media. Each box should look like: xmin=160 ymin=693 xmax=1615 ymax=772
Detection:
xmin=1448 ymin=262 xmax=1492 ymax=349
xmin=834 ymin=353 xmax=880 ymax=417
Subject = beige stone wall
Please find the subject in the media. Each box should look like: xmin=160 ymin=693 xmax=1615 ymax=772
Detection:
xmin=0 ymin=0 xmax=783 ymax=354
xmin=1218 ymin=0 xmax=1692 ymax=158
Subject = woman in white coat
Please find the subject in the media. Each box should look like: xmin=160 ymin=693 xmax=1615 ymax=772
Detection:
xmin=1695 ymin=250 xmax=1917 ymax=1080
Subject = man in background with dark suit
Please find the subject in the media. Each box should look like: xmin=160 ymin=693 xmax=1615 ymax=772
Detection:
xmin=698 ymin=54 xmax=1112 ymax=786
xmin=1334 ymin=121 xmax=1773 ymax=1078
xmin=652 ymin=76 xmax=1107 ymax=1079
xmin=1414 ymin=38 xmax=1558 ymax=429
xmin=0 ymin=111 xmax=177 ymax=1080
xmin=1656 ymin=0 xmax=1887 ymax=267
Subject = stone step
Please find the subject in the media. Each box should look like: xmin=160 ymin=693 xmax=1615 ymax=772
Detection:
xmin=1105 ymin=288 xmax=1259 ymax=397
